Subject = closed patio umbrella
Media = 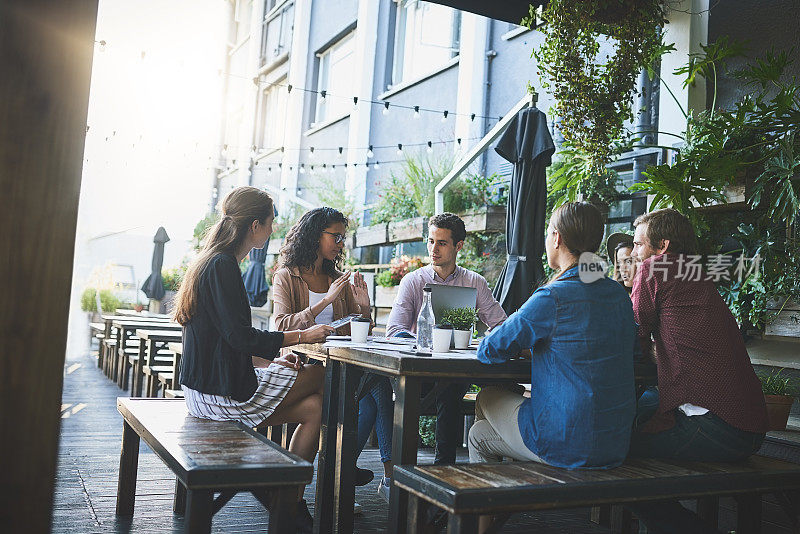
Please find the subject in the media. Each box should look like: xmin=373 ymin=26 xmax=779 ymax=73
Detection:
xmin=492 ymin=107 xmax=555 ymax=315
xmin=141 ymin=226 xmax=170 ymax=301
xmin=242 ymin=243 xmax=270 ymax=307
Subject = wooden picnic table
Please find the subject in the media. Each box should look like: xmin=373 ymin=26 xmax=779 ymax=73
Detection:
xmin=111 ymin=319 xmax=179 ymax=390
xmin=135 ymin=329 xmax=183 ymax=397
xmin=292 ymin=338 xmax=658 ymax=534
xmin=97 ymin=314 xmax=170 ymax=374
xmin=114 ymin=308 xmax=172 ymax=319
xmin=293 ymin=339 xmax=529 ymax=534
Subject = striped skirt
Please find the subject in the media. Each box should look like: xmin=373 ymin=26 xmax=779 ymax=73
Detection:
xmin=182 ymin=363 xmax=298 ymax=427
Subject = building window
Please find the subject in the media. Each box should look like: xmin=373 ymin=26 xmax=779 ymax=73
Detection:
xmin=234 ymin=0 xmax=253 ymax=45
xmin=390 ymin=0 xmax=460 ymax=87
xmin=258 ymin=80 xmax=288 ymax=150
xmin=313 ymin=32 xmax=355 ymax=125
xmin=260 ymin=0 xmax=294 ymax=68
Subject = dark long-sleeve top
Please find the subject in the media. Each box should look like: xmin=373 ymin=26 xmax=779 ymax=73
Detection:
xmin=180 ymin=252 xmax=284 ymax=402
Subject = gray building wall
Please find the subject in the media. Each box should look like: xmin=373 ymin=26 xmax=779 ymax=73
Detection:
xmin=709 ymin=0 xmax=800 ymax=110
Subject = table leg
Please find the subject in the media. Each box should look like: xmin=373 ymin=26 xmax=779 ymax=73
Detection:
xmin=389 ymin=375 xmax=422 ymax=534
xmin=333 ymin=363 xmax=363 ymax=534
xmin=130 ymin=340 xmax=145 ymax=395
xmin=314 ymin=359 xmax=341 ymax=534
xmin=185 ymin=489 xmax=213 ymax=534
xmin=115 ymin=420 xmax=140 ymax=515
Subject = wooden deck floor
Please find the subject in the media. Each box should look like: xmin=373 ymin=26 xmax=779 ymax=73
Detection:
xmin=54 ymin=348 xmax=613 ymax=533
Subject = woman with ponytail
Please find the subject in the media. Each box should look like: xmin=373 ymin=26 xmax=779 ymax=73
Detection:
xmin=174 ymin=186 xmax=332 ymax=533
xmin=468 ymin=202 xmax=636 ymax=485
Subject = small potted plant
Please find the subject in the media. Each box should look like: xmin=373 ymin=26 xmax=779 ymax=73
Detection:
xmin=441 ymin=307 xmax=478 ymax=349
xmin=759 ymin=369 xmax=797 ymax=431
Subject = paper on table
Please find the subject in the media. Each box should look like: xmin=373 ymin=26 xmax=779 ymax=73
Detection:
xmin=323 ymin=340 xmax=412 ymax=351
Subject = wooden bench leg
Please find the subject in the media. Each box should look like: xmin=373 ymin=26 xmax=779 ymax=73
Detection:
xmin=610 ymin=504 xmax=635 ymax=534
xmin=447 ymin=512 xmax=478 ymax=534
xmin=115 ymin=420 xmax=140 ymax=515
xmin=266 ymin=487 xmax=298 ymax=534
xmin=173 ymin=477 xmax=186 ymax=515
xmin=591 ymin=504 xmax=611 ymax=527
xmin=185 ymin=489 xmax=213 ymax=534
xmin=408 ymin=493 xmax=434 ymax=534
xmin=736 ymin=493 xmax=762 ymax=534
xmin=697 ymin=496 xmax=719 ymax=530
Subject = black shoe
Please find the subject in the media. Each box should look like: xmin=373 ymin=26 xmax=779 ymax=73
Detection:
xmin=355 ymin=466 xmax=374 ymax=487
xmin=295 ymin=499 xmax=313 ymax=534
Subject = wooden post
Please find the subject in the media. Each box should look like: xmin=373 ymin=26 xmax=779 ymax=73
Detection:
xmin=0 ymin=1 xmax=98 ymax=532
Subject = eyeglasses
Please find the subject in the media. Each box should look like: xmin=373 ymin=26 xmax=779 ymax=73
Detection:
xmin=322 ymin=230 xmax=346 ymax=244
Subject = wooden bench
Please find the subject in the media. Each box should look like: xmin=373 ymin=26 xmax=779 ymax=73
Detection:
xmin=115 ymin=398 xmax=312 ymax=533
xmin=390 ymin=456 xmax=800 ymax=534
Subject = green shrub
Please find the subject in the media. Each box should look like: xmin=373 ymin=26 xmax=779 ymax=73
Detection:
xmin=80 ymin=288 xmax=123 ymax=313
xmin=758 ymin=369 xmax=798 ymax=397
xmin=419 ymin=416 xmax=436 ymax=448
xmin=161 ymin=266 xmax=186 ymax=292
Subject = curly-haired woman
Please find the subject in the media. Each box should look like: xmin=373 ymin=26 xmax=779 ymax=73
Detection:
xmin=272 ymin=207 xmax=395 ymax=504
xmin=174 ymin=187 xmax=334 ymax=533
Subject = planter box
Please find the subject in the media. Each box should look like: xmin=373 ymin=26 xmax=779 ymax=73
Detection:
xmin=461 ymin=206 xmax=506 ymax=233
xmin=765 ymin=298 xmax=800 ymax=338
xmin=389 ymin=217 xmax=426 ymax=243
xmin=266 ymin=237 xmax=284 ymax=255
xmin=375 ymin=285 xmax=399 ymax=308
xmin=356 ymin=223 xmax=389 ymax=247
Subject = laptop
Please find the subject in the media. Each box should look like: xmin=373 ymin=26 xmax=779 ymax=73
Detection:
xmin=427 ymin=284 xmax=478 ymax=324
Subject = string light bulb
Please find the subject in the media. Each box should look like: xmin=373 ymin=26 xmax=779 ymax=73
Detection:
xmin=338 ymin=147 xmax=344 ymax=158
xmin=367 ymin=145 xmax=374 ymax=158
xmin=413 ymin=106 xmax=420 ymax=119
xmin=396 ymin=144 xmax=403 ymax=156
xmin=383 ymin=102 xmax=390 ymax=115
xmin=427 ymin=141 xmax=433 ymax=154
xmin=441 ymin=110 xmax=449 ymax=122
xmin=309 ymin=147 xmax=315 ymax=158
xmin=299 ymin=164 xmax=305 ymax=174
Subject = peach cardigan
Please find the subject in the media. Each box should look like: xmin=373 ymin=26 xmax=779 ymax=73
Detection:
xmin=272 ymin=266 xmax=368 ymax=335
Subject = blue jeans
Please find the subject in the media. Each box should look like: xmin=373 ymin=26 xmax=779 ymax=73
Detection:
xmin=626 ymin=390 xmax=765 ymax=533
xmin=356 ymin=374 xmax=393 ymax=463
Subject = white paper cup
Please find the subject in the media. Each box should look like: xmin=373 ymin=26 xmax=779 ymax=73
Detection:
xmin=432 ymin=326 xmax=452 ymax=353
xmin=453 ymin=329 xmax=471 ymax=349
xmin=351 ymin=319 xmax=370 ymax=343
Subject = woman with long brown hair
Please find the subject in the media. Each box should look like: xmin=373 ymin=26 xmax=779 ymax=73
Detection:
xmin=468 ymin=201 xmax=636 ymax=494
xmin=173 ymin=186 xmax=332 ymax=533
xmin=272 ymin=207 xmax=395 ymax=505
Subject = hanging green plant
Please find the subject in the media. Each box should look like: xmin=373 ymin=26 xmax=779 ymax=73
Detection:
xmin=524 ymin=0 xmax=669 ymax=172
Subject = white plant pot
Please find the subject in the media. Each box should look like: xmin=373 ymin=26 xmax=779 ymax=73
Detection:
xmin=453 ymin=329 xmax=471 ymax=349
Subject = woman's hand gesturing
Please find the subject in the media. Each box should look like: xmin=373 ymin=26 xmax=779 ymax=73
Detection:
xmin=325 ymin=271 xmax=352 ymax=304
xmin=351 ymin=271 xmax=371 ymax=313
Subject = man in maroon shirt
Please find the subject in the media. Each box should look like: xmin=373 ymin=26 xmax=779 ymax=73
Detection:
xmin=627 ymin=208 xmax=767 ymax=533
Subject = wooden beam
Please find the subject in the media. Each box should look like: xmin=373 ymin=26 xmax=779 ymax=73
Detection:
xmin=0 ymin=1 xmax=98 ymax=531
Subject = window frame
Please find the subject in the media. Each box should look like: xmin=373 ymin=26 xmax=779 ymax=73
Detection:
xmin=312 ymin=30 xmax=356 ymax=127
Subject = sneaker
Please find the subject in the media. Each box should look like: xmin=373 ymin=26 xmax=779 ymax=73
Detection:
xmin=295 ymin=499 xmax=313 ymax=534
xmin=378 ymin=476 xmax=391 ymax=503
xmin=354 ymin=501 xmax=363 ymax=515
xmin=355 ymin=466 xmax=374 ymax=487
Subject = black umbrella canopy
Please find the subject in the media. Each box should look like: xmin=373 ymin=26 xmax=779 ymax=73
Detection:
xmin=425 ymin=0 xmax=545 ymax=24
xmin=141 ymin=226 xmax=170 ymax=300
xmin=492 ymin=107 xmax=555 ymax=315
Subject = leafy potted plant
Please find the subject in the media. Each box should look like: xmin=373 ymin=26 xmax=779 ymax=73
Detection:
xmin=441 ymin=307 xmax=478 ymax=349
xmin=759 ymin=369 xmax=797 ymax=431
